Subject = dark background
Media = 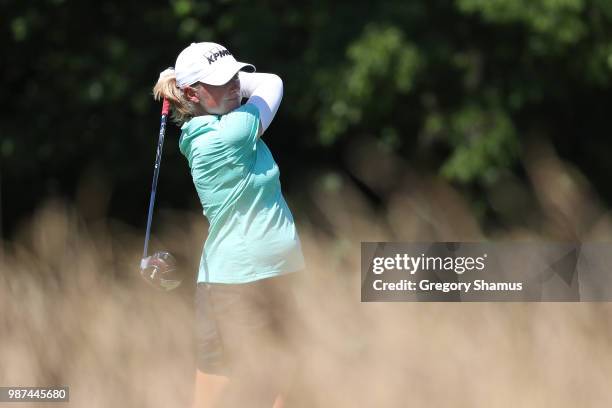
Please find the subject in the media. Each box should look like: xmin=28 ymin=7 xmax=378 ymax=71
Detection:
xmin=2 ymin=0 xmax=612 ymax=240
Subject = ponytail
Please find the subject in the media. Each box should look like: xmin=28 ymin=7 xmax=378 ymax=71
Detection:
xmin=152 ymin=68 xmax=198 ymax=125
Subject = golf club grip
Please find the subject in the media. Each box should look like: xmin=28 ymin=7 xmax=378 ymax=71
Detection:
xmin=143 ymin=99 xmax=169 ymax=259
xmin=161 ymin=98 xmax=170 ymax=116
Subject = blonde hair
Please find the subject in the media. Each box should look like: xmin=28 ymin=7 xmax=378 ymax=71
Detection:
xmin=152 ymin=68 xmax=198 ymax=125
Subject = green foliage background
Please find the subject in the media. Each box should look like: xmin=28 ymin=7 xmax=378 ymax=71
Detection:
xmin=2 ymin=0 xmax=612 ymax=236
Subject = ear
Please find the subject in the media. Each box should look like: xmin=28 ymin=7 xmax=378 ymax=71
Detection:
xmin=183 ymin=86 xmax=201 ymax=103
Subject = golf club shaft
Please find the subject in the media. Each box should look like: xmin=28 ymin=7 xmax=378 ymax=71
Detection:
xmin=143 ymin=98 xmax=170 ymax=259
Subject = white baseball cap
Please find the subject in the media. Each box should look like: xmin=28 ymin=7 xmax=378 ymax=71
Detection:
xmin=174 ymin=42 xmax=255 ymax=88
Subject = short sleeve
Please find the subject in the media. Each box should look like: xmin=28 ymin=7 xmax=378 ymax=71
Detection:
xmin=218 ymin=103 xmax=260 ymax=154
xmin=179 ymin=115 xmax=217 ymax=167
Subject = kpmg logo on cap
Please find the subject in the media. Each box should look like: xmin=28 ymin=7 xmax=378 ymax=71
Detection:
xmin=205 ymin=49 xmax=232 ymax=65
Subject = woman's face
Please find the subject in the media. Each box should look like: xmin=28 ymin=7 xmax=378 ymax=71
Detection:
xmin=187 ymin=73 xmax=241 ymax=115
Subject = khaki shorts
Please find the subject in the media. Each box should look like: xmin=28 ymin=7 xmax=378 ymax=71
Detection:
xmin=195 ymin=272 xmax=303 ymax=380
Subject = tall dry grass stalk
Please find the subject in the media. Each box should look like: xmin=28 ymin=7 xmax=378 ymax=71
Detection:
xmin=1 ymin=138 xmax=612 ymax=407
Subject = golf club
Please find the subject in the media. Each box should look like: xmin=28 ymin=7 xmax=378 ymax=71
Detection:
xmin=139 ymin=98 xmax=182 ymax=290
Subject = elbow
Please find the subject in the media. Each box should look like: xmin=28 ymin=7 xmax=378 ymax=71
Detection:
xmin=273 ymin=74 xmax=283 ymax=86
xmin=270 ymin=74 xmax=283 ymax=97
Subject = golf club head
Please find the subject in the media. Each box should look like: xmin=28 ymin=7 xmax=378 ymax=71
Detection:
xmin=140 ymin=251 xmax=182 ymax=291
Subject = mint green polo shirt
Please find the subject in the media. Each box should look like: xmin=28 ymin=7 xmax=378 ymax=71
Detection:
xmin=179 ymin=103 xmax=305 ymax=283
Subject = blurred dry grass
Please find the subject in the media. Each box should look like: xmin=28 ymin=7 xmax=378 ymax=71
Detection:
xmin=2 ymin=138 xmax=612 ymax=407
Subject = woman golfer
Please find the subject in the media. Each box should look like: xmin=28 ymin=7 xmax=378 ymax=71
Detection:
xmin=153 ymin=42 xmax=305 ymax=408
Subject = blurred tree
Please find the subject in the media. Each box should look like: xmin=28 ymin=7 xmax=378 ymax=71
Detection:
xmin=1 ymin=0 xmax=612 ymax=236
